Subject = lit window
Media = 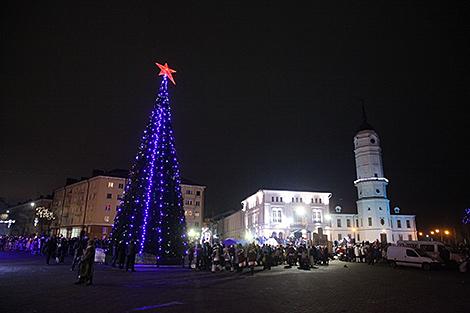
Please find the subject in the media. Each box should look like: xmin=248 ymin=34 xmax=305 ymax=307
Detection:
xmin=195 ymin=211 xmax=200 ymax=217
xmin=108 ymin=182 xmax=114 ymax=188
xmin=104 ymin=216 xmax=110 ymax=222
xmin=312 ymin=210 xmax=321 ymax=223
xmin=188 ymin=210 xmax=193 ymax=216
xmin=272 ymin=209 xmax=282 ymax=223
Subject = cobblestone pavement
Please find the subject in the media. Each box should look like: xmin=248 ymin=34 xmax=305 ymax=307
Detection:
xmin=1 ymin=252 xmax=469 ymax=313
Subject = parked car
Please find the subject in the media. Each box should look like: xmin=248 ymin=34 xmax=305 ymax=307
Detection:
xmin=387 ymin=246 xmax=440 ymax=270
xmin=397 ymin=240 xmax=464 ymax=264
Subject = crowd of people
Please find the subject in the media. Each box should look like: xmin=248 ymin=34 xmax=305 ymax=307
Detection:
xmin=2 ymin=233 xmax=470 ymax=281
xmin=185 ymin=241 xmax=331 ymax=274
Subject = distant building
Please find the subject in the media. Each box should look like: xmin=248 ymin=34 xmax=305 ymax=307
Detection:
xmin=217 ymin=112 xmax=417 ymax=244
xmin=50 ymin=169 xmax=206 ymax=239
xmin=5 ymin=197 xmax=53 ymax=236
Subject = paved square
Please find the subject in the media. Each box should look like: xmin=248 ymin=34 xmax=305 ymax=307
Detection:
xmin=1 ymin=252 xmax=469 ymax=313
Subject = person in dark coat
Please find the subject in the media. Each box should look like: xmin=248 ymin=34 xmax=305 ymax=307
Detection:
xmin=75 ymin=239 xmax=95 ymax=285
xmin=125 ymin=240 xmax=137 ymax=272
xmin=71 ymin=238 xmax=84 ymax=271
xmin=45 ymin=236 xmax=57 ymax=265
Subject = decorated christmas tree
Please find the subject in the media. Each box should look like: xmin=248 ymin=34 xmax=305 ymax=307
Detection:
xmin=111 ymin=62 xmax=187 ymax=264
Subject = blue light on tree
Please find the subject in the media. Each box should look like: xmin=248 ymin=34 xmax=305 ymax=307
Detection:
xmin=463 ymin=208 xmax=470 ymax=225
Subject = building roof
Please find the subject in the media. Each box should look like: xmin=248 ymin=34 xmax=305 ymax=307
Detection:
xmin=180 ymin=177 xmax=206 ymax=187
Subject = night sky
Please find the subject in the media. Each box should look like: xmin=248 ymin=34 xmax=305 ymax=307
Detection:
xmin=1 ymin=1 xmax=469 ymax=229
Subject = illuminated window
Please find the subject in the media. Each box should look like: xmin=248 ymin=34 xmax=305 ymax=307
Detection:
xmin=188 ymin=210 xmax=193 ymax=216
xmin=272 ymin=209 xmax=282 ymax=223
xmin=104 ymin=216 xmax=110 ymax=222
xmin=312 ymin=210 xmax=321 ymax=223
xmin=195 ymin=211 xmax=200 ymax=217
xmin=108 ymin=182 xmax=114 ymax=188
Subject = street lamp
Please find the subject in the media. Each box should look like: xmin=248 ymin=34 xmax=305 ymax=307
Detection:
xmin=435 ymin=229 xmax=440 ymax=233
xmin=444 ymin=230 xmax=450 ymax=235
xmin=418 ymin=232 xmax=423 ymax=236
xmin=430 ymin=231 xmax=435 ymax=235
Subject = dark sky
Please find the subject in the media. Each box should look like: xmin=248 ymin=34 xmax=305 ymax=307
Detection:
xmin=1 ymin=1 xmax=469 ymax=229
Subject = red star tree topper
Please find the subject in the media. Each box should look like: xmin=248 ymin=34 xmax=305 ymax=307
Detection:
xmin=156 ymin=62 xmax=176 ymax=85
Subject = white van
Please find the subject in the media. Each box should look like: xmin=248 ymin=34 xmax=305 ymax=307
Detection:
xmin=397 ymin=240 xmax=463 ymax=264
xmin=387 ymin=246 xmax=440 ymax=270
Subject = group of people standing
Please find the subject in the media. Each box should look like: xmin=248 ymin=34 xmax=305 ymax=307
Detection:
xmin=186 ymin=241 xmax=331 ymax=275
xmin=336 ymin=240 xmax=387 ymax=265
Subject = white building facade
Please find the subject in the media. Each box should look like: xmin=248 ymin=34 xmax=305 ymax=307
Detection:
xmin=219 ymin=116 xmax=417 ymax=244
xmin=328 ymin=119 xmax=417 ymax=243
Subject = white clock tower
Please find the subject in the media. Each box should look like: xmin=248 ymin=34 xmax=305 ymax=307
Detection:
xmin=354 ymin=107 xmax=392 ymax=243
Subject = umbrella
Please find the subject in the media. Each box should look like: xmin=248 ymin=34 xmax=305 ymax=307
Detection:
xmin=223 ymin=238 xmax=238 ymax=246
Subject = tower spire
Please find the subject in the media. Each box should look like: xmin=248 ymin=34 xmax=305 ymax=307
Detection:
xmin=361 ymin=99 xmax=367 ymax=123
xmin=357 ymin=99 xmax=375 ymax=132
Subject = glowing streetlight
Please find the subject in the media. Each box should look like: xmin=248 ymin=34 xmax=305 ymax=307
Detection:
xmin=425 ymin=234 xmax=429 ymax=238
xmin=435 ymin=229 xmax=440 ymax=233
xmin=418 ymin=232 xmax=423 ymax=236
xmin=430 ymin=231 xmax=435 ymax=235
xmin=30 ymin=202 xmax=35 ymax=207
xmin=444 ymin=230 xmax=450 ymax=235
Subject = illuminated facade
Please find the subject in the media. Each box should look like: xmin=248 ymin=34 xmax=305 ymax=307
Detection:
xmin=219 ymin=113 xmax=417 ymax=244
xmin=328 ymin=115 xmax=417 ymax=243
xmin=222 ymin=189 xmax=332 ymax=241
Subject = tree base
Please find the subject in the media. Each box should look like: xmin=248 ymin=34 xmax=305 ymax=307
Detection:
xmin=135 ymin=253 xmax=157 ymax=265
